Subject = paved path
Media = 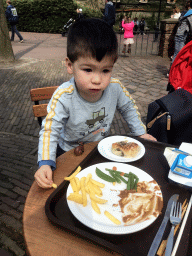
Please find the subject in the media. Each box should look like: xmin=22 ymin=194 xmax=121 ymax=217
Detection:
xmin=0 ymin=32 xmax=170 ymax=255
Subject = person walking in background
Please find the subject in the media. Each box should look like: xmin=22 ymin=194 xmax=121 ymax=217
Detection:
xmin=5 ymin=0 xmax=23 ymax=42
xmin=76 ymin=8 xmax=84 ymax=21
xmin=139 ymin=18 xmax=145 ymax=35
xmin=103 ymin=0 xmax=115 ymax=27
xmin=121 ymin=16 xmax=134 ymax=54
xmin=171 ymin=7 xmax=181 ymax=19
xmin=133 ymin=17 xmax=139 ymax=34
xmin=167 ymin=0 xmax=192 ymax=76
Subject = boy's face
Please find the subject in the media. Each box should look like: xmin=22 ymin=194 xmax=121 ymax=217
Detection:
xmin=66 ymin=55 xmax=114 ymax=103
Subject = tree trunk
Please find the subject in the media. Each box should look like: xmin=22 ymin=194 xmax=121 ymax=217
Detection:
xmin=0 ymin=0 xmax=15 ymax=62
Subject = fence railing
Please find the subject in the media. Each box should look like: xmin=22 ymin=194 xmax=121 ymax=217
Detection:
xmin=116 ymin=31 xmax=160 ymax=57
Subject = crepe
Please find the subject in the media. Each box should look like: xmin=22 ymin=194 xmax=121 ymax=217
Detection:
xmin=118 ymin=180 xmax=163 ymax=226
xmin=111 ymin=141 xmax=140 ymax=158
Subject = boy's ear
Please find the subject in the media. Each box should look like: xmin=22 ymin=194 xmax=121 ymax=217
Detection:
xmin=65 ymin=57 xmax=73 ymax=74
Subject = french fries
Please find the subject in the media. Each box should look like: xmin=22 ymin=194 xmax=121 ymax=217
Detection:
xmin=91 ymin=200 xmax=101 ymax=214
xmin=67 ymin=169 xmax=107 ymax=212
xmin=70 ymin=178 xmax=78 ymax=193
xmin=90 ymin=178 xmax=105 ymax=188
xmin=80 ymin=177 xmax=87 ymax=207
xmin=66 ymin=167 xmax=122 ymax=226
xmin=52 ymin=183 xmax=57 ymax=189
xmin=64 ymin=166 xmax=81 ymax=180
xmin=67 ymin=193 xmax=83 ymax=204
xmin=104 ymin=211 xmax=121 ymax=225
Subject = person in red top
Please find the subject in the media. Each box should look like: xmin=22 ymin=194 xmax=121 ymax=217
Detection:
xmin=121 ymin=16 xmax=134 ymax=54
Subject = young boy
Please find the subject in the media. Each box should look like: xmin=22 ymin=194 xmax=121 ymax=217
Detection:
xmin=34 ymin=18 xmax=156 ymax=188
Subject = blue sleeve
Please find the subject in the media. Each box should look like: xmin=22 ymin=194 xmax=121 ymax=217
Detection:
xmin=38 ymin=160 xmax=56 ymax=171
xmin=5 ymin=8 xmax=11 ymax=19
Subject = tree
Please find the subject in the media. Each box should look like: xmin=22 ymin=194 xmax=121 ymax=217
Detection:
xmin=0 ymin=0 xmax=15 ymax=62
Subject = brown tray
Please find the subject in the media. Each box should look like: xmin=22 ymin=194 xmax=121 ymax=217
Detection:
xmin=45 ymin=139 xmax=192 ymax=256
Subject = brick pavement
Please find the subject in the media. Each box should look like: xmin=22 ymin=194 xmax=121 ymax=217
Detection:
xmin=0 ymin=32 xmax=171 ymax=255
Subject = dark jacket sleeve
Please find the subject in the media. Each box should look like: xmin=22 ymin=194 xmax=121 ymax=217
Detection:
xmin=5 ymin=7 xmax=11 ymax=20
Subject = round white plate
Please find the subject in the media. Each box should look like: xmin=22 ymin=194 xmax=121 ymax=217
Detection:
xmin=97 ymin=136 xmax=145 ymax=162
xmin=66 ymin=162 xmax=163 ymax=235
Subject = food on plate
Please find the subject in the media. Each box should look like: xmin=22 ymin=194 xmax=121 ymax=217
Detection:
xmin=64 ymin=166 xmax=81 ymax=180
xmin=118 ymin=180 xmax=163 ymax=226
xmin=67 ymin=193 xmax=83 ymax=204
xmin=89 ymin=192 xmax=108 ymax=204
xmin=52 ymin=183 xmax=57 ymax=189
xmin=104 ymin=210 xmax=121 ymax=225
xmin=111 ymin=141 xmax=140 ymax=158
xmin=96 ymin=167 xmax=139 ymax=191
xmin=90 ymin=178 xmax=105 ymax=188
xmin=74 ymin=177 xmax=81 ymax=192
xmin=70 ymin=178 xmax=78 ymax=193
xmin=80 ymin=177 xmax=87 ymax=207
xmin=67 ymin=171 xmax=107 ymax=214
xmin=96 ymin=167 xmax=116 ymax=182
xmin=91 ymin=200 xmax=101 ymax=214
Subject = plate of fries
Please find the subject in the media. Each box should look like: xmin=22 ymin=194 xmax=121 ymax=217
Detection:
xmin=66 ymin=162 xmax=163 ymax=234
xmin=98 ymin=136 xmax=145 ymax=162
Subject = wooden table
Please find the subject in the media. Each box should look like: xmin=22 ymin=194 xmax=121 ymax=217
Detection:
xmin=23 ymin=141 xmax=120 ymax=256
xmin=23 ymin=140 xmax=192 ymax=256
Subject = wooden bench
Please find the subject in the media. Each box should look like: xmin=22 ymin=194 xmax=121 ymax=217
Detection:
xmin=30 ymin=86 xmax=58 ymax=126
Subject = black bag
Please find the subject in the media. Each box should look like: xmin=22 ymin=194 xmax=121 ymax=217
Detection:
xmin=146 ymin=89 xmax=192 ymax=146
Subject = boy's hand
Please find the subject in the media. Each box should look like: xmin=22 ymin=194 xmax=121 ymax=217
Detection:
xmin=139 ymin=134 xmax=157 ymax=141
xmin=34 ymin=165 xmax=53 ymax=189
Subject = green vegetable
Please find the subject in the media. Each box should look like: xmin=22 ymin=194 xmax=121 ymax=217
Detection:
xmin=134 ymin=177 xmax=139 ymax=191
xmin=124 ymin=173 xmax=130 ymax=178
xmin=115 ymin=172 xmax=128 ymax=184
xmin=130 ymin=173 xmax=135 ymax=190
xmin=127 ymin=176 xmax=131 ymax=190
xmin=105 ymin=168 xmax=122 ymax=175
xmin=108 ymin=170 xmax=121 ymax=183
xmin=95 ymin=168 xmax=116 ymax=182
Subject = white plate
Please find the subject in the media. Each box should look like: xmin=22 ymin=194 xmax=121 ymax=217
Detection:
xmin=98 ymin=136 xmax=145 ymax=162
xmin=66 ymin=162 xmax=163 ymax=235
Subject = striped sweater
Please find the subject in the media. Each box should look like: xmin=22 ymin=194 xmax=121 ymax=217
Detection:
xmin=38 ymin=77 xmax=146 ymax=169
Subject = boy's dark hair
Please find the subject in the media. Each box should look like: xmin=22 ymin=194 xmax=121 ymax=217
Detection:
xmin=67 ymin=18 xmax=118 ymax=63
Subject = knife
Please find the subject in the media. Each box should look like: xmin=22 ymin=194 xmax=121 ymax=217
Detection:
xmin=147 ymin=194 xmax=179 ymax=256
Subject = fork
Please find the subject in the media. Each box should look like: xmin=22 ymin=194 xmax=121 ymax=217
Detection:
xmin=165 ymin=202 xmax=182 ymax=256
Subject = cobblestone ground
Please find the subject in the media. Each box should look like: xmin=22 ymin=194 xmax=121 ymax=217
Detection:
xmin=0 ymin=32 xmax=170 ymax=255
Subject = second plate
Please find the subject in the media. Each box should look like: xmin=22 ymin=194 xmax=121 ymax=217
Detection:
xmin=98 ymin=136 xmax=145 ymax=162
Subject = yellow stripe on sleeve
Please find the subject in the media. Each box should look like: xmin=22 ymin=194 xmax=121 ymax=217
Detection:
xmin=42 ymin=85 xmax=74 ymax=159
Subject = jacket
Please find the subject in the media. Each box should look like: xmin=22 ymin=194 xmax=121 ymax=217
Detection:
xmin=5 ymin=5 xmax=19 ymax=25
xmin=175 ymin=9 xmax=192 ymax=38
xmin=122 ymin=20 xmax=134 ymax=38
xmin=168 ymin=40 xmax=192 ymax=94
xmin=103 ymin=1 xmax=115 ymax=26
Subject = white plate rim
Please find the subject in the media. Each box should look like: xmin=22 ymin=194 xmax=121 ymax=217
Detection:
xmin=97 ymin=136 xmax=145 ymax=162
xmin=66 ymin=162 xmax=163 ymax=235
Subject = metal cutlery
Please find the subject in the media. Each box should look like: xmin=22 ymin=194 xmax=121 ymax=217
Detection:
xmin=147 ymin=194 xmax=179 ymax=256
xmin=165 ymin=202 xmax=182 ymax=256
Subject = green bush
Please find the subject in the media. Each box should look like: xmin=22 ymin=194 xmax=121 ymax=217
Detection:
xmin=4 ymin=0 xmax=77 ymax=33
xmin=4 ymin=0 xmax=104 ymax=33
